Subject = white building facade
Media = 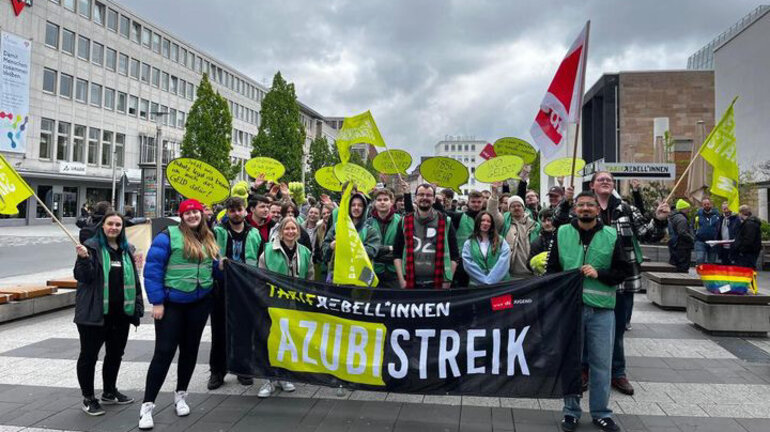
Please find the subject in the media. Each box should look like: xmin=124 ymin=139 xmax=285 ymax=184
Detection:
xmin=0 ymin=0 xmax=331 ymax=225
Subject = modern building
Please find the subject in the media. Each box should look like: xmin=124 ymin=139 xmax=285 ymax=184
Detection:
xmin=581 ymin=70 xmax=715 ymax=195
xmin=687 ymin=5 xmax=769 ymax=70
xmin=0 ymin=0 xmax=333 ymax=225
xmin=433 ymin=136 xmax=489 ymax=199
xmin=712 ymin=6 xmax=770 ymax=220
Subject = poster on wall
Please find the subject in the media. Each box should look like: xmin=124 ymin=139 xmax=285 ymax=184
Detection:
xmin=0 ymin=31 xmax=31 ymax=154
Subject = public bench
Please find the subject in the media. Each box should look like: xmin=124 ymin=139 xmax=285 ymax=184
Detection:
xmin=686 ymin=287 xmax=770 ymax=336
xmin=0 ymin=285 xmax=56 ymax=300
xmin=46 ymin=278 xmax=77 ymax=289
xmin=644 ymin=272 xmax=702 ymax=310
xmin=0 ymin=283 xmax=76 ymax=324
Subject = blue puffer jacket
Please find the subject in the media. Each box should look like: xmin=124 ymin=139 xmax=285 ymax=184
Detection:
xmin=693 ymin=208 xmax=721 ymax=242
xmin=143 ymin=231 xmax=218 ymax=305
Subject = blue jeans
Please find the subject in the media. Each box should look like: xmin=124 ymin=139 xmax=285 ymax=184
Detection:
xmin=564 ymin=306 xmax=615 ymax=420
xmin=612 ymin=292 xmax=633 ymax=378
xmin=695 ymin=241 xmax=718 ymax=265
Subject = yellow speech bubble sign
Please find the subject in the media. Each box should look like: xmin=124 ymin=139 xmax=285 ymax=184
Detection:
xmin=314 ymin=167 xmax=343 ymax=192
xmin=493 ymin=137 xmax=538 ymax=164
xmin=245 ymin=157 xmax=285 ymax=182
xmin=166 ymin=158 xmax=230 ymax=205
xmin=544 ymin=157 xmax=586 ymax=177
xmin=419 ymin=157 xmax=469 ymax=193
xmin=372 ymin=150 xmax=412 ymax=175
xmin=334 ymin=163 xmax=377 ymax=193
xmin=475 ymin=155 xmax=524 ymax=183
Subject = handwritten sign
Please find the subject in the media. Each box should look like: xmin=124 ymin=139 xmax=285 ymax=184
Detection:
xmin=245 ymin=157 xmax=285 ymax=182
xmin=419 ymin=157 xmax=469 ymax=193
xmin=166 ymin=158 xmax=230 ymax=205
xmin=372 ymin=150 xmax=412 ymax=175
xmin=334 ymin=163 xmax=377 ymax=193
xmin=315 ymin=167 xmax=343 ymax=192
xmin=493 ymin=137 xmax=537 ymax=164
xmin=544 ymin=157 xmax=586 ymax=177
xmin=475 ymin=155 xmax=524 ymax=183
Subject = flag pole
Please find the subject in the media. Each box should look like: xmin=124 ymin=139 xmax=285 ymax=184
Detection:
xmin=569 ymin=21 xmax=590 ymax=188
xmin=32 ymin=194 xmax=80 ymax=246
xmin=383 ymin=145 xmax=404 ymax=183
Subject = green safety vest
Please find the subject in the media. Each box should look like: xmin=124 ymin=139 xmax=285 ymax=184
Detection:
xmin=467 ymin=235 xmax=510 ymax=286
xmin=557 ymin=223 xmax=618 ymax=309
xmin=370 ymin=214 xmax=402 ymax=275
xmin=455 ymin=213 xmax=475 ymax=249
xmin=164 ymin=226 xmax=214 ymax=292
xmin=214 ymin=225 xmax=262 ymax=267
xmin=100 ymin=247 xmax=136 ymax=316
xmin=264 ymin=240 xmax=312 ymax=278
xmin=401 ymin=215 xmax=453 ymax=282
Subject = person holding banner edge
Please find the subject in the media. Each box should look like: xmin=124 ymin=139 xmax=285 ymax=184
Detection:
xmin=139 ymin=199 xmax=220 ymax=430
xmin=546 ymin=191 xmax=631 ymax=432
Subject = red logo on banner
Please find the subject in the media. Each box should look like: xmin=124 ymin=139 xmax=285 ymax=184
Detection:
xmin=10 ymin=0 xmax=31 ymax=16
xmin=491 ymin=294 xmax=513 ymax=311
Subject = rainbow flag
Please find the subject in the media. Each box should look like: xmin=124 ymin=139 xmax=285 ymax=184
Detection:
xmin=697 ymin=264 xmax=757 ymax=295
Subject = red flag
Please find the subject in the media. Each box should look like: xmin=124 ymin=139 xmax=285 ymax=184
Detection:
xmin=530 ymin=23 xmax=589 ymax=160
xmin=479 ymin=143 xmax=497 ymax=160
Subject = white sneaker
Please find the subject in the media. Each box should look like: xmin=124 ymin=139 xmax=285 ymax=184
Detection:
xmin=138 ymin=402 xmax=154 ymax=430
xmin=278 ymin=381 xmax=295 ymax=392
xmin=257 ymin=381 xmax=275 ymax=398
xmin=174 ymin=391 xmax=190 ymax=417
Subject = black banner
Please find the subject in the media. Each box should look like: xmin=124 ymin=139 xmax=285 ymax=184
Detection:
xmin=225 ymin=262 xmax=583 ymax=398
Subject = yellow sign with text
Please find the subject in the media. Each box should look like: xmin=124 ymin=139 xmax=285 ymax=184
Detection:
xmin=372 ymin=150 xmax=412 ymax=175
xmin=334 ymin=163 xmax=377 ymax=193
xmin=245 ymin=157 xmax=285 ymax=182
xmin=475 ymin=155 xmax=524 ymax=183
xmin=493 ymin=137 xmax=538 ymax=164
xmin=315 ymin=167 xmax=343 ymax=192
xmin=267 ymin=307 xmax=387 ymax=386
xmin=419 ymin=157 xmax=468 ymax=193
xmin=543 ymin=157 xmax=586 ymax=177
xmin=165 ymin=158 xmax=230 ymax=205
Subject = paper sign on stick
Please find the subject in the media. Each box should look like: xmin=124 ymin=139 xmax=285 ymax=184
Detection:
xmin=543 ymin=157 xmax=586 ymax=177
xmin=315 ymin=167 xmax=343 ymax=192
xmin=245 ymin=157 xmax=285 ymax=182
xmin=419 ymin=157 xmax=469 ymax=193
xmin=493 ymin=137 xmax=538 ymax=164
xmin=334 ymin=163 xmax=377 ymax=193
xmin=166 ymin=158 xmax=230 ymax=205
xmin=372 ymin=150 xmax=412 ymax=175
xmin=475 ymin=155 xmax=524 ymax=183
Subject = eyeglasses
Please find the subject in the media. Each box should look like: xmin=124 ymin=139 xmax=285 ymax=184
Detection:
xmin=594 ymin=177 xmax=613 ymax=184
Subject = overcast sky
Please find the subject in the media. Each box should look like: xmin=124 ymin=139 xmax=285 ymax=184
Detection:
xmin=116 ymin=0 xmax=759 ymax=165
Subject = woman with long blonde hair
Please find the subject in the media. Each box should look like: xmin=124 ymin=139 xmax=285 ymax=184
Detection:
xmin=138 ymin=199 xmax=219 ymax=430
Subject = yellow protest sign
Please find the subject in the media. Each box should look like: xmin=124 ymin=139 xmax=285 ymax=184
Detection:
xmin=336 ymin=110 xmax=386 ymax=164
xmin=314 ymin=167 xmax=343 ymax=192
xmin=0 ymin=154 xmax=33 ymax=215
xmin=333 ymin=183 xmax=379 ymax=288
xmin=543 ymin=157 xmax=586 ymax=177
xmin=245 ymin=157 xmax=285 ymax=182
xmin=493 ymin=137 xmax=538 ymax=164
xmin=166 ymin=158 xmax=230 ymax=205
xmin=334 ymin=163 xmax=377 ymax=193
xmin=475 ymin=155 xmax=524 ymax=183
xmin=372 ymin=149 xmax=412 ymax=175
xmin=419 ymin=157 xmax=469 ymax=193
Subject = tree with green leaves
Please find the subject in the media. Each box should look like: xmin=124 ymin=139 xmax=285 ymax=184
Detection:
xmin=307 ymin=135 xmax=339 ymax=198
xmin=251 ymin=72 xmax=306 ymax=182
xmin=181 ymin=73 xmax=236 ymax=179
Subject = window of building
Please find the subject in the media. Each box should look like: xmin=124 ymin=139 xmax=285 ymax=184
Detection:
xmin=119 ymin=14 xmax=129 ymax=38
xmin=77 ymin=35 xmax=89 ymax=61
xmin=36 ymin=185 xmax=53 ymax=218
xmin=106 ymin=8 xmax=118 ymax=31
xmin=159 ymin=105 xmax=168 ymax=125
xmin=444 ymin=145 xmax=448 ymax=151
xmin=103 ymin=88 xmax=114 ymax=110
xmin=161 ymin=38 xmax=170 ymax=58
xmin=105 ymin=47 xmax=116 ymax=70
xmin=161 ymin=72 xmax=169 ymax=91
xmin=56 ymin=121 xmax=70 ymax=161
xmin=178 ymin=111 xmax=185 ymax=129
xmin=141 ymin=27 xmax=151 ymax=48
xmin=471 ymin=144 xmax=476 ymax=151
xmin=72 ymin=125 xmax=85 ymax=163
xmin=151 ymin=67 xmax=160 ymax=87
xmin=116 ymin=91 xmax=126 ymax=113
xmin=451 ymin=145 xmax=456 ymax=151
xmin=129 ymin=58 xmax=139 ymax=79
xmin=62 ymin=186 xmax=78 ymax=218
xmin=151 ymin=33 xmax=160 ymax=53
xmin=39 ymin=118 xmax=54 ymax=159
xmin=187 ymin=83 xmax=194 ymax=100
xmin=45 ymin=22 xmax=59 ymax=49
xmin=61 ymin=29 xmax=75 ymax=55
xmin=131 ymin=21 xmax=141 ymax=44
xmin=128 ymin=95 xmax=138 ymax=116
xmin=115 ymin=133 xmax=125 ymax=167
xmin=170 ymin=76 xmax=177 ymax=94
xmin=139 ymin=98 xmax=149 ymax=119
xmin=171 ymin=43 xmax=178 ymax=62
xmin=89 ymin=82 xmax=102 ymax=107
xmin=464 ymin=145 xmax=469 ymax=151
xmin=87 ymin=127 xmax=99 ymax=164
xmin=101 ymin=131 xmax=112 ymax=166
xmin=42 ymin=68 xmax=57 ymax=93
xmin=169 ymin=108 xmax=177 ymax=127
xmin=118 ymin=53 xmax=128 ymax=75
xmin=93 ymin=1 xmax=105 ymax=25
xmin=78 ymin=0 xmax=90 ymax=18
xmin=140 ymin=63 xmax=150 ymax=83
xmin=179 ymin=79 xmax=186 ymax=98
xmin=91 ymin=42 xmax=103 ymax=66
xmin=150 ymin=102 xmax=159 ymax=121
xmin=59 ymin=73 xmax=73 ymax=98
xmin=63 ymin=0 xmax=75 ymax=12
xmin=75 ymin=78 xmax=87 ymax=103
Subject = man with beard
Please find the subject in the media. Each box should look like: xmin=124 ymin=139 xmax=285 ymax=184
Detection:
xmin=366 ymin=188 xmax=403 ymax=288
xmin=546 ymin=191 xmax=630 ymax=432
xmin=393 ymin=184 xmax=460 ymax=289
xmin=209 ymin=197 xmax=262 ymax=390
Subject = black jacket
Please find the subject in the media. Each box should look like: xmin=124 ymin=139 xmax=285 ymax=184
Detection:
xmin=733 ymin=216 xmax=762 ymax=255
xmin=73 ymin=237 xmax=144 ymax=326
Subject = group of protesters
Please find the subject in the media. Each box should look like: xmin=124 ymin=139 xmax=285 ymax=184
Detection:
xmin=69 ymin=167 xmax=765 ymax=432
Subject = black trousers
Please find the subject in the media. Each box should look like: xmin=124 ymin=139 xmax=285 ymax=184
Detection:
xmin=209 ymin=284 xmax=227 ymax=376
xmin=143 ymin=296 xmax=211 ymax=403
xmin=76 ymin=314 xmax=131 ymax=398
xmin=669 ymin=245 xmax=692 ymax=272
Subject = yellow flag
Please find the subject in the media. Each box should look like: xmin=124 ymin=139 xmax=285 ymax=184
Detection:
xmin=0 ymin=154 xmax=33 ymax=215
xmin=336 ymin=110 xmax=386 ymax=164
xmin=699 ymin=97 xmax=739 ymax=212
xmin=333 ymin=184 xmax=378 ymax=287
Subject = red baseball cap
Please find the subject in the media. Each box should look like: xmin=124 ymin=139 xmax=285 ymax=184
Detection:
xmin=178 ymin=199 xmax=204 ymax=217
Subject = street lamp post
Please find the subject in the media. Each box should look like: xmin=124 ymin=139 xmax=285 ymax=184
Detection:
xmin=152 ymin=111 xmax=168 ymax=217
